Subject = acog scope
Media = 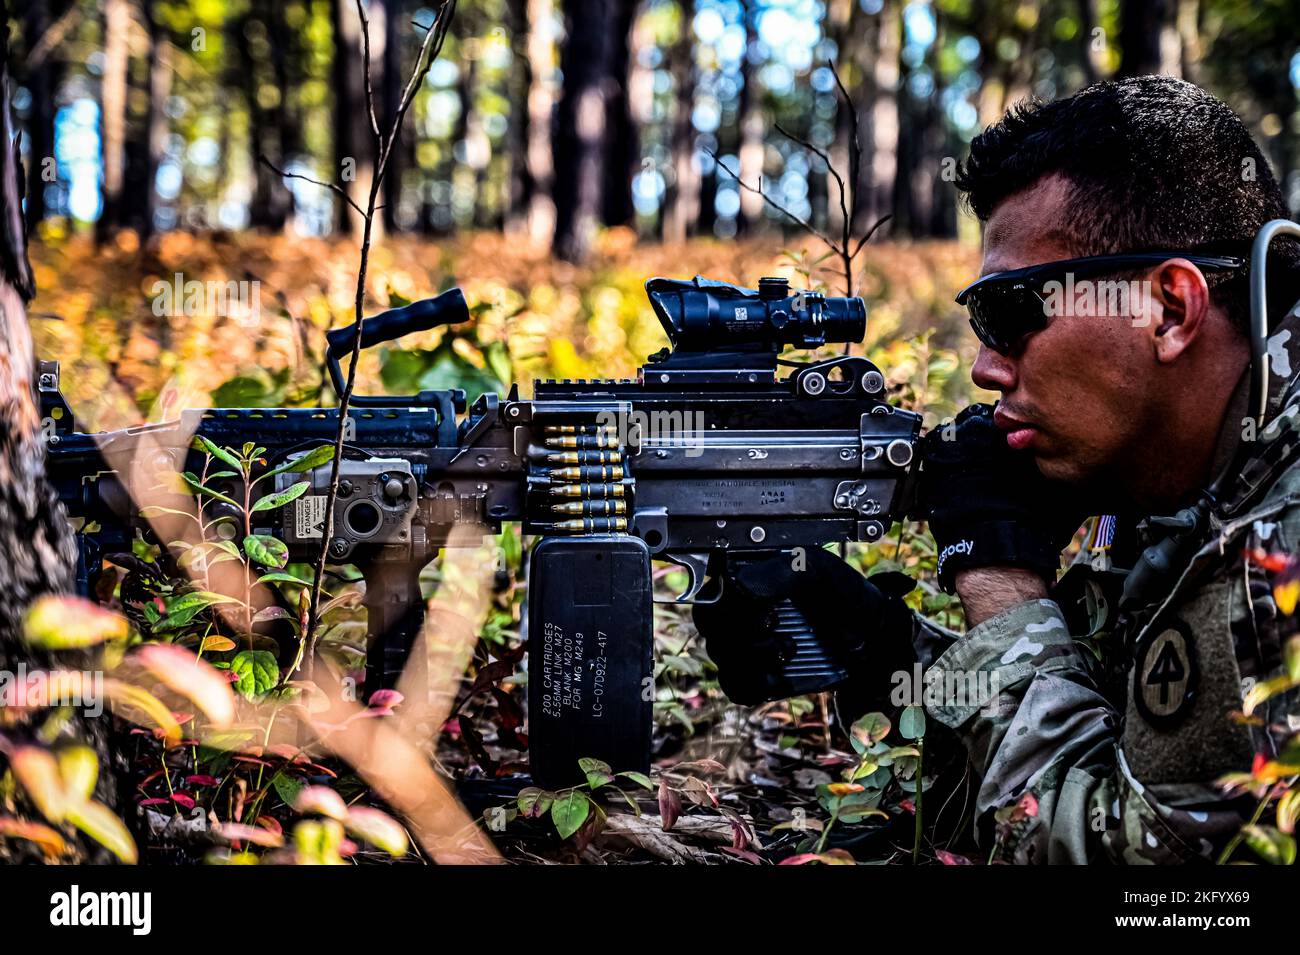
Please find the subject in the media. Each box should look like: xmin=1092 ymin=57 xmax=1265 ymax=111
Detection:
xmin=645 ymin=275 xmax=866 ymax=351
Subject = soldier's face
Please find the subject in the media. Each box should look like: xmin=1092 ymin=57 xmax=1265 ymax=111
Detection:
xmin=968 ymin=174 xmax=1157 ymax=484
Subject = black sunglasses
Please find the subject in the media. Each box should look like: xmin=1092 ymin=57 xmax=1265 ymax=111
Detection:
xmin=955 ymin=252 xmax=1247 ymax=353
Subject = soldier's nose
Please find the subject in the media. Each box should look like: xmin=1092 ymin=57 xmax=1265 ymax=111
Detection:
xmin=972 ymin=344 xmax=1018 ymax=393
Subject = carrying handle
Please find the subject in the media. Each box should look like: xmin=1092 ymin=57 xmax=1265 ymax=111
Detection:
xmin=324 ymin=288 xmax=470 ymax=398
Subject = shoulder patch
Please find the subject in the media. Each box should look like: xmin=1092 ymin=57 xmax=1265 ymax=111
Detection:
xmin=1133 ymin=619 xmax=1199 ymax=728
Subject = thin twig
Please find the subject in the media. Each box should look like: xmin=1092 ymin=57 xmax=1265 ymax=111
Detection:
xmin=852 ymin=213 xmax=892 ymax=259
xmin=355 ymin=0 xmax=382 ymax=139
xmin=774 ymin=121 xmax=850 ymax=257
xmin=709 ymin=150 xmax=838 ymax=251
xmin=300 ymin=1 xmax=458 ymax=684
xmin=830 ymin=60 xmax=860 ymax=241
xmin=256 ymin=153 xmax=367 ymax=219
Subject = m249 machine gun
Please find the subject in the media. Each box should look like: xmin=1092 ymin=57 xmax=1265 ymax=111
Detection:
xmin=42 ymin=275 xmax=920 ymax=786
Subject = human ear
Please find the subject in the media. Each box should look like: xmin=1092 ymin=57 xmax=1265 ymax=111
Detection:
xmin=1149 ymin=259 xmax=1211 ymax=364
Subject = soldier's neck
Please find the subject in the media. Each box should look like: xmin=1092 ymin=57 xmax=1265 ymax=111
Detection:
xmin=1121 ymin=367 xmax=1246 ymax=515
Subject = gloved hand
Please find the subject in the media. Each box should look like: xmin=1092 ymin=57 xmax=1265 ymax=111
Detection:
xmin=918 ymin=403 xmax=1084 ymax=593
xmin=691 ymin=546 xmax=916 ymax=706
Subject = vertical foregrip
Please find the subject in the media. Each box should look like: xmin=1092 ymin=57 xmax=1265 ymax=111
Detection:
xmin=363 ymin=562 xmax=428 ymax=697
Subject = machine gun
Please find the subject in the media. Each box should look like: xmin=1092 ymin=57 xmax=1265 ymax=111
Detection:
xmin=41 ymin=275 xmax=921 ymax=786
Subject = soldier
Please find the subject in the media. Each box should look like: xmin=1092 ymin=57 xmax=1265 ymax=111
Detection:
xmin=694 ymin=75 xmax=1300 ymax=863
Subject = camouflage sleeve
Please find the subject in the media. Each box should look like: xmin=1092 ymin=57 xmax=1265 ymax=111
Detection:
xmin=922 ymin=598 xmax=1243 ymax=864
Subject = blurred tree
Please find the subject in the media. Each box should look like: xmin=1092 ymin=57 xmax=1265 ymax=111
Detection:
xmin=552 ymin=0 xmax=635 ymax=261
xmin=601 ymin=0 xmax=639 ymax=228
xmin=97 ymin=0 xmax=131 ymax=243
xmin=331 ymin=0 xmax=375 ymax=235
xmin=18 ymin=0 xmax=71 ymax=230
xmin=662 ymin=0 xmax=698 ymax=243
xmin=0 ymin=5 xmax=120 ymax=863
xmin=736 ymin=0 xmax=764 ymax=233
xmin=380 ymin=0 xmax=407 ymax=233
xmin=1118 ymin=0 xmax=1179 ymax=76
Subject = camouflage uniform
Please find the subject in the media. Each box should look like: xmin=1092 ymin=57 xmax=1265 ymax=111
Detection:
xmin=917 ymin=316 xmax=1300 ymax=864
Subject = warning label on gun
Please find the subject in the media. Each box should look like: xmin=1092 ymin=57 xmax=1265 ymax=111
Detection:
xmin=296 ymin=495 xmax=327 ymax=539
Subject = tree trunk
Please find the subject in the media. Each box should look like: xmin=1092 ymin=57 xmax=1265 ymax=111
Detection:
xmin=1174 ymin=0 xmax=1202 ymax=84
xmin=21 ymin=0 xmax=69 ymax=231
xmin=143 ymin=3 xmax=172 ymax=238
xmin=503 ymin=0 xmax=534 ymax=234
xmin=331 ymin=0 xmax=376 ymax=237
xmin=736 ymin=0 xmax=763 ymax=233
xmin=661 ymin=0 xmax=697 ymax=245
xmin=600 ymin=0 xmax=638 ymax=228
xmin=1076 ymin=0 xmax=1104 ymax=85
xmin=1118 ymin=0 xmax=1176 ymax=77
xmin=96 ymin=0 xmax=130 ymax=243
xmin=552 ymin=0 xmax=628 ymax=262
xmin=380 ymin=0 xmax=404 ymax=233
xmin=525 ymin=0 xmax=557 ymax=243
xmin=867 ymin=0 xmax=900 ymax=232
xmin=0 ymin=8 xmax=118 ymax=864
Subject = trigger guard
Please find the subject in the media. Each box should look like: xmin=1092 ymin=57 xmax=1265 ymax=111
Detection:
xmin=654 ymin=553 xmax=723 ymax=605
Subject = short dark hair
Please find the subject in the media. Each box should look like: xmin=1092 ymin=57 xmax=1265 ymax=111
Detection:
xmin=955 ymin=75 xmax=1300 ymax=331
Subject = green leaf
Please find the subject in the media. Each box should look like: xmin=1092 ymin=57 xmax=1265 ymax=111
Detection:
xmin=192 ymin=435 xmax=244 ymax=474
xmin=57 ymin=746 xmax=99 ymax=803
xmin=180 ymin=472 xmax=241 ymax=509
xmin=66 ymin=799 xmax=137 ymax=864
xmin=272 ymin=773 xmax=305 ymax=808
xmin=516 ymin=787 xmax=554 ymax=818
xmin=899 ymin=705 xmax=927 ymax=740
xmin=251 ymin=481 xmax=309 ymax=513
xmin=261 ymin=445 xmax=336 ymax=482
xmin=230 ymin=650 xmax=280 ymax=701
xmin=617 ymin=771 xmax=654 ymax=790
xmin=851 ymin=757 xmax=880 ymax=780
xmin=1242 ymin=825 xmax=1297 ymax=865
xmin=550 ymin=791 xmax=591 ymax=840
xmin=154 ymin=590 xmax=241 ymax=632
xmin=578 ymin=757 xmax=613 ymax=789
xmin=244 ymin=534 xmax=289 ymax=568
xmin=851 ymin=712 xmax=892 ymax=748
xmin=257 ymin=571 xmax=313 ymax=587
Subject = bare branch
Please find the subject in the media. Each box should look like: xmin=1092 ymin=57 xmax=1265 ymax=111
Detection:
xmin=851 ymin=213 xmax=893 ymax=259
xmin=301 ymin=0 xmax=459 ymax=686
xmin=774 ymin=122 xmax=850 ymax=257
xmin=355 ymin=0 xmax=382 ymax=140
xmin=709 ymin=150 xmax=839 ymax=252
xmin=830 ymin=59 xmax=860 ymax=242
xmin=378 ymin=3 xmax=457 ymax=178
xmin=257 ymin=152 xmax=367 ymax=219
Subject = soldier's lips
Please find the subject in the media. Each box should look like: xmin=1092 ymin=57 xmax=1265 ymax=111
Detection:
xmin=993 ymin=408 xmax=1038 ymax=450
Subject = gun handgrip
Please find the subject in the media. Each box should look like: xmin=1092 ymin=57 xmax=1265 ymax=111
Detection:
xmin=325 ymin=288 xmax=469 ymax=396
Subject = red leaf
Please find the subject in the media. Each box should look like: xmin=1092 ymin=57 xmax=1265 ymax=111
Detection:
xmin=368 ymin=689 xmax=404 ymax=709
xmin=936 ymin=850 xmax=974 ymax=865
xmin=658 ymin=778 xmax=681 ymax=831
xmin=171 ymin=793 xmax=196 ymax=809
xmin=1018 ymin=793 xmax=1039 ymax=818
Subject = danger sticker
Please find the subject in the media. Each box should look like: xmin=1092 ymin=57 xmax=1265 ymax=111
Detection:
xmin=296 ymin=495 xmax=327 ymax=539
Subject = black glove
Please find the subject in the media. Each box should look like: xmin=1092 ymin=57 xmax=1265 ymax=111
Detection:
xmin=918 ymin=403 xmax=1084 ymax=593
xmin=691 ymin=546 xmax=916 ymax=706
